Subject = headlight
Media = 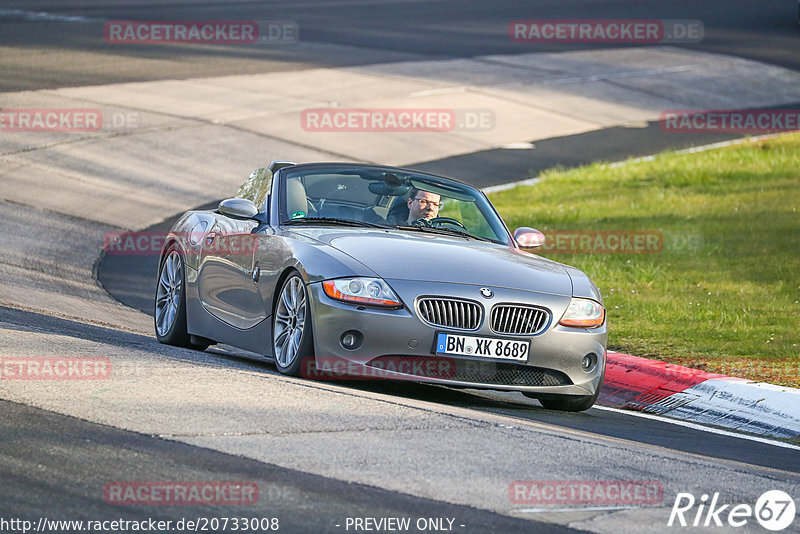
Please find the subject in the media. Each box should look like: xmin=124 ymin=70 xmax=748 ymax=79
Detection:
xmin=558 ymin=298 xmax=605 ymax=328
xmin=322 ymin=277 xmax=402 ymax=308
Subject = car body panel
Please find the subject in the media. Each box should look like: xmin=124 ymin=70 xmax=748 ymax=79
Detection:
xmin=308 ymin=279 xmax=605 ymax=395
xmin=197 ymin=216 xmax=263 ymax=329
xmin=287 ymin=228 xmax=573 ymax=295
xmin=157 ymin=162 xmax=607 ymax=398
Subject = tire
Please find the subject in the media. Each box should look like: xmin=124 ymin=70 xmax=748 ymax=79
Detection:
xmin=154 ymin=246 xmax=208 ymax=350
xmin=272 ymin=273 xmax=314 ymax=376
xmin=524 ymin=372 xmax=604 ymax=412
xmin=522 ymin=360 xmax=606 ymax=412
xmin=533 ymin=391 xmax=600 ymax=412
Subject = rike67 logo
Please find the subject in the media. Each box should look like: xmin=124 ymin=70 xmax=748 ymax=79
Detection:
xmin=669 ymin=490 xmax=795 ymax=531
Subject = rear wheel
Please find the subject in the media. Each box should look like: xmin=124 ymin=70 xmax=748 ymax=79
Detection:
xmin=272 ymin=273 xmax=314 ymax=376
xmin=154 ymin=247 xmax=208 ymax=350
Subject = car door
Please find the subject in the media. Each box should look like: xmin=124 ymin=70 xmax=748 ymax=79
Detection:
xmin=197 ymin=213 xmax=266 ymax=330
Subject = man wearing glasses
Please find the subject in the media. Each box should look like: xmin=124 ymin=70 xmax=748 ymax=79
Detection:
xmin=406 ymin=187 xmax=442 ymax=224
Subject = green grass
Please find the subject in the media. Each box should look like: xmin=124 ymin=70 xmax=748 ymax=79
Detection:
xmin=489 ymin=133 xmax=800 ymax=387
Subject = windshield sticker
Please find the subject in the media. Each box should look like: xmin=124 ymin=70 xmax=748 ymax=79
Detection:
xmin=291 ymin=211 xmax=306 ymax=219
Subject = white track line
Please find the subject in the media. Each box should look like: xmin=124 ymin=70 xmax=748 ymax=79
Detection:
xmin=0 ymin=9 xmax=98 ymax=23
xmin=593 ymin=405 xmax=800 ymax=451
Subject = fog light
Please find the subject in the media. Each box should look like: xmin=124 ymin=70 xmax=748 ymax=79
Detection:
xmin=340 ymin=330 xmax=363 ymax=350
xmin=582 ymin=353 xmax=597 ymax=372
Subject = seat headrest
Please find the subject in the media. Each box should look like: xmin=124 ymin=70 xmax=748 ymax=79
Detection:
xmin=286 ymin=178 xmax=309 ymax=217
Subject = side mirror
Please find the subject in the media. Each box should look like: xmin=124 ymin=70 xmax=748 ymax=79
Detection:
xmin=513 ymin=227 xmax=545 ymax=248
xmin=218 ymin=198 xmax=259 ymax=220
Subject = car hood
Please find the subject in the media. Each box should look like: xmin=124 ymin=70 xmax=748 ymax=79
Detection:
xmin=290 ymin=228 xmax=573 ymax=296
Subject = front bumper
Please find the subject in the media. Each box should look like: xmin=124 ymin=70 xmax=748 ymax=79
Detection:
xmin=307 ymin=279 xmax=606 ymax=396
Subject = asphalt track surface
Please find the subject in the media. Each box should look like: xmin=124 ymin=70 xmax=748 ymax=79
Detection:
xmin=3 ymin=1 xmax=800 ymax=532
xmin=2 ymin=398 xmax=569 ymax=534
xmin=1 ymin=304 xmax=798 ymax=531
xmin=0 ymin=0 xmax=799 ymax=91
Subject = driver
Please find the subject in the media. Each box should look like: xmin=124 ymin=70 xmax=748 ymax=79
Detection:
xmin=406 ymin=188 xmax=442 ymax=224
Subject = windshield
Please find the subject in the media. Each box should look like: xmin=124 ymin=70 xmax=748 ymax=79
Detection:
xmin=278 ymin=165 xmax=510 ymax=245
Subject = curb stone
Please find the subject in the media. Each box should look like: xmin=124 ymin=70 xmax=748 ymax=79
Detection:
xmin=600 ymin=351 xmax=800 ymax=442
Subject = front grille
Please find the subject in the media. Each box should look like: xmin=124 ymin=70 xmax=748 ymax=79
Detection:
xmin=366 ymin=356 xmax=571 ymax=387
xmin=490 ymin=304 xmax=550 ymax=335
xmin=417 ymin=297 xmax=481 ymax=330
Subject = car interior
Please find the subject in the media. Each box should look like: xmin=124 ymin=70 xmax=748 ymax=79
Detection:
xmin=276 ymin=168 xmax=505 ymax=243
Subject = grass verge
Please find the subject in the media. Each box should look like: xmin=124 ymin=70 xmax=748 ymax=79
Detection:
xmin=489 ymin=133 xmax=800 ymax=387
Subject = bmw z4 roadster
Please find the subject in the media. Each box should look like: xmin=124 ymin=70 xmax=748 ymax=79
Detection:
xmin=155 ymin=161 xmax=607 ymax=411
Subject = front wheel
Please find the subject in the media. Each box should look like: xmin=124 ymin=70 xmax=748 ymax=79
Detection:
xmin=532 ymin=392 xmax=600 ymax=412
xmin=272 ymin=273 xmax=314 ymax=376
xmin=154 ymin=247 xmax=207 ymax=350
xmin=523 ymin=379 xmax=602 ymax=412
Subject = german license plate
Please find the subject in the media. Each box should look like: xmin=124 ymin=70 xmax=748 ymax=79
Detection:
xmin=435 ymin=333 xmax=529 ymax=362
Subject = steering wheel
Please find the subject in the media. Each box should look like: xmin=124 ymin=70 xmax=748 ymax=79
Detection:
xmin=429 ymin=217 xmax=467 ymax=230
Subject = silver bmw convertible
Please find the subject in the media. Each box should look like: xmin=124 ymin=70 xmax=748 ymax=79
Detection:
xmin=155 ymin=161 xmax=607 ymax=411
